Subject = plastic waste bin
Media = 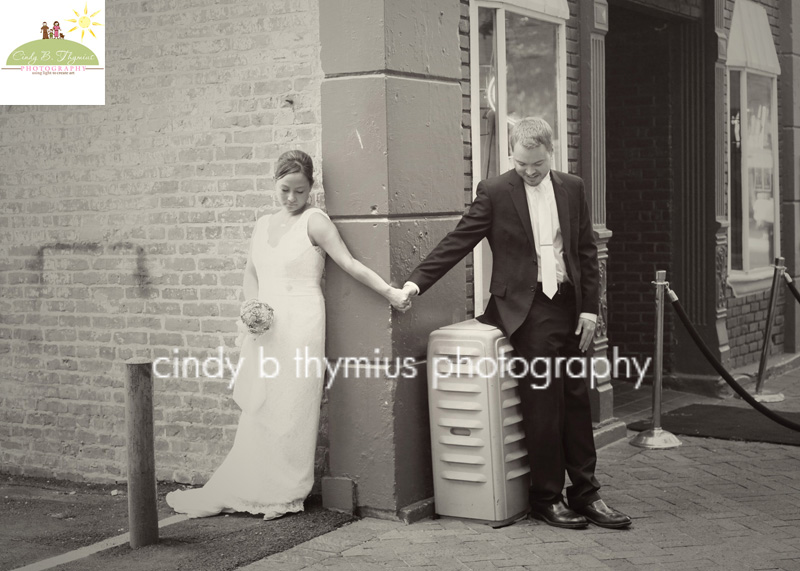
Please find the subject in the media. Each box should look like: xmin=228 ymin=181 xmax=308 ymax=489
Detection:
xmin=427 ymin=318 xmax=530 ymax=527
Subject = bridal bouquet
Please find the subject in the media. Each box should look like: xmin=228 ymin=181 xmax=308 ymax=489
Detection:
xmin=240 ymin=299 xmax=274 ymax=336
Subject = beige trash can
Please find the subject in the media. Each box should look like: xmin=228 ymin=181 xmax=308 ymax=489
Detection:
xmin=426 ymin=319 xmax=530 ymax=527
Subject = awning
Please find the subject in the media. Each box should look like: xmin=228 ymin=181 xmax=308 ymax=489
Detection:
xmin=727 ymin=0 xmax=781 ymax=75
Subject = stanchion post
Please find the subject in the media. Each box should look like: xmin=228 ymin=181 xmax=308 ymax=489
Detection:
xmin=125 ymin=358 xmax=159 ymax=548
xmin=652 ymin=270 xmax=666 ymax=430
xmin=751 ymin=257 xmax=785 ymax=402
xmin=631 ymin=270 xmax=681 ymax=449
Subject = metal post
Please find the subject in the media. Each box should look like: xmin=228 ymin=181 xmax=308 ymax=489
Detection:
xmin=631 ymin=270 xmax=681 ymax=449
xmin=750 ymin=257 xmax=785 ymax=402
xmin=125 ymin=359 xmax=159 ymax=548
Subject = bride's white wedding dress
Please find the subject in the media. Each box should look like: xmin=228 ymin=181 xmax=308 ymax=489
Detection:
xmin=167 ymin=207 xmax=327 ymax=519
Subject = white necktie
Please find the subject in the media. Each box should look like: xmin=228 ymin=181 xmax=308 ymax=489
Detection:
xmin=538 ymin=190 xmax=557 ymax=299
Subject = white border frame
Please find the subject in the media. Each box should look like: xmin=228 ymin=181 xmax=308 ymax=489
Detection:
xmin=726 ymin=67 xmax=781 ymax=296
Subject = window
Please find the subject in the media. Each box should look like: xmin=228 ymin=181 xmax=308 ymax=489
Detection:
xmin=470 ymin=0 xmax=568 ymax=310
xmin=727 ymin=0 xmax=781 ymax=295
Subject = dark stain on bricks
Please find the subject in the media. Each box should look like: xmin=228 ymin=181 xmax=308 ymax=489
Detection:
xmin=109 ymin=242 xmax=152 ymax=293
xmin=34 ymin=241 xmax=152 ymax=296
xmin=33 ymin=242 xmax=102 ymax=281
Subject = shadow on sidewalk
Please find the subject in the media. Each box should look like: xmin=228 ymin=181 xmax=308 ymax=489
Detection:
xmin=1 ymin=474 xmax=354 ymax=571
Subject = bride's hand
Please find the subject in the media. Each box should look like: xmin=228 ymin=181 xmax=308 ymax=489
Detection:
xmin=387 ymin=287 xmax=412 ymax=312
xmin=235 ymin=319 xmax=248 ymax=347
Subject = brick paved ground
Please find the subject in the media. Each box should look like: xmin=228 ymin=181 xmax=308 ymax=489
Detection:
xmin=245 ymin=368 xmax=800 ymax=571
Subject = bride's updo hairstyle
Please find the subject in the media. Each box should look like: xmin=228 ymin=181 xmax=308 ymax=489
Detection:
xmin=274 ymin=150 xmax=314 ymax=186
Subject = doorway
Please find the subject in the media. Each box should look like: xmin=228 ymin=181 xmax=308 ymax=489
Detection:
xmin=605 ymin=4 xmax=680 ymax=389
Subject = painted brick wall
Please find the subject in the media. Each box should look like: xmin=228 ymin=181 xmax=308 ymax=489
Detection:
xmin=723 ymin=0 xmax=786 ymax=368
xmin=0 ymin=0 xmax=324 ymax=484
xmin=605 ymin=5 xmax=675 ymax=376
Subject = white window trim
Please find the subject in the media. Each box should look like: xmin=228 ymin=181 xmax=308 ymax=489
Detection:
xmin=726 ymin=67 xmax=781 ymax=297
xmin=485 ymin=0 xmax=569 ymax=20
xmin=469 ymin=0 xmax=568 ymax=311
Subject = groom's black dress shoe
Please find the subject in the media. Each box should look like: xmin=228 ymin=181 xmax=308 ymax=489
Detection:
xmin=572 ymin=500 xmax=632 ymax=529
xmin=529 ymin=501 xmax=588 ymax=529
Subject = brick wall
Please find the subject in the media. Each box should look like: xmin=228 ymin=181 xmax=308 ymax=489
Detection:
xmin=727 ymin=290 xmax=786 ymax=368
xmin=605 ymin=6 xmax=675 ymax=377
xmin=0 ymin=0 xmax=324 ymax=484
xmin=461 ymin=0 xmax=475 ymax=318
xmin=723 ymin=0 xmax=785 ymax=368
xmin=566 ymin=0 xmax=580 ymax=173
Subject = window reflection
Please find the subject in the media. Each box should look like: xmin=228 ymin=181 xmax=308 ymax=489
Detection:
xmin=729 ymin=70 xmax=778 ymax=274
xmin=746 ymin=74 xmax=774 ymax=268
xmin=478 ymin=8 xmax=498 ymax=180
xmin=505 ymin=12 xmax=558 ymax=161
xmin=730 ymin=71 xmax=742 ymax=270
xmin=477 ymin=8 xmax=559 ymax=181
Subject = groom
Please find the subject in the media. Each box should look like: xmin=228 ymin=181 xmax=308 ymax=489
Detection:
xmin=402 ymin=117 xmax=630 ymax=529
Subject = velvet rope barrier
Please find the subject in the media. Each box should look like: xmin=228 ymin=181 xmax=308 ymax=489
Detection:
xmin=667 ymin=288 xmax=800 ymax=433
xmin=785 ymin=274 xmax=800 ymax=305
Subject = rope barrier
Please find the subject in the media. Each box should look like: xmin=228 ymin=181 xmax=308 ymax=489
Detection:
xmin=785 ymin=273 xmax=800 ymax=305
xmin=667 ymin=288 xmax=800 ymax=433
xmin=755 ymin=258 xmax=785 ymax=396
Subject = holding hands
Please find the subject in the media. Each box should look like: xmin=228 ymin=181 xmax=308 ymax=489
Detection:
xmin=387 ymin=282 xmax=419 ymax=312
xmin=387 ymin=286 xmax=412 ymax=312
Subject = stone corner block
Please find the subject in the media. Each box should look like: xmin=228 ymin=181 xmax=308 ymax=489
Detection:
xmin=390 ymin=217 xmax=468 ymax=357
xmin=320 ymin=0 xmax=462 ymax=79
xmin=320 ymin=0 xmax=385 ymax=75
xmin=386 ymin=77 xmax=464 ymax=216
xmin=384 ymin=0 xmax=462 ymax=80
xmin=322 ymin=476 xmax=357 ymax=514
xmin=321 ymin=77 xmax=389 ymax=218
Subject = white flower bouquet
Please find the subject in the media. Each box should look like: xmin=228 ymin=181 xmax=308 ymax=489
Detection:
xmin=240 ymin=299 xmax=274 ymax=336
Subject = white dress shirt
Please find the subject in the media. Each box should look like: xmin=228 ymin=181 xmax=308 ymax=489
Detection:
xmin=405 ymin=171 xmax=596 ymax=324
xmin=526 ymin=173 xmax=596 ymax=324
xmin=524 ymin=175 xmax=568 ymax=285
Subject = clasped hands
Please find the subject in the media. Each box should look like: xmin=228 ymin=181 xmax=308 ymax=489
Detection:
xmin=387 ymin=283 xmax=417 ymax=313
xmin=387 ymin=285 xmax=596 ymax=351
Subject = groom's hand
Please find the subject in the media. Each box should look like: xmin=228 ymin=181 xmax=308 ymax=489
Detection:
xmin=388 ymin=287 xmax=412 ymax=312
xmin=402 ymin=282 xmax=419 ymax=298
xmin=575 ymin=317 xmax=596 ymax=353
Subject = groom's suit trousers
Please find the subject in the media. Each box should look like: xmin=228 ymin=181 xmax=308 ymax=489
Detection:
xmin=509 ymin=284 xmax=601 ymax=509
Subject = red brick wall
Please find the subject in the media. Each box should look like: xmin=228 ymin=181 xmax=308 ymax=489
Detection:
xmin=0 ymin=0 xmax=324 ymax=484
xmin=604 ymin=6 xmax=675 ymax=376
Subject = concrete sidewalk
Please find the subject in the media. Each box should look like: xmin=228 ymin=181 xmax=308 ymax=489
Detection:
xmin=245 ymin=366 xmax=800 ymax=571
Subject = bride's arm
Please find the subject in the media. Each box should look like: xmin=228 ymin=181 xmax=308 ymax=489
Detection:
xmin=242 ymin=221 xmax=259 ymax=300
xmin=307 ymin=212 xmax=409 ymax=310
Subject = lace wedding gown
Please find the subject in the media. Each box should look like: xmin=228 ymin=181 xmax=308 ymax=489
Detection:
xmin=167 ymin=207 xmax=327 ymax=519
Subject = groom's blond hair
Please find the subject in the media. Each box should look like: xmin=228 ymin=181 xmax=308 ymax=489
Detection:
xmin=510 ymin=117 xmax=553 ymax=154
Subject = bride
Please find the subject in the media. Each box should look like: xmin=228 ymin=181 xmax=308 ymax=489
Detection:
xmin=166 ymin=150 xmax=410 ymax=519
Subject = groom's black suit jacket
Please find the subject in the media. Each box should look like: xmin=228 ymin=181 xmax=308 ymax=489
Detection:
xmin=408 ymin=168 xmax=600 ymax=337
